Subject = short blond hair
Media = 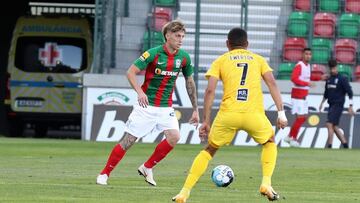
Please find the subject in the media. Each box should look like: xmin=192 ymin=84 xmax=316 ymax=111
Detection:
xmin=162 ymin=19 xmax=186 ymax=41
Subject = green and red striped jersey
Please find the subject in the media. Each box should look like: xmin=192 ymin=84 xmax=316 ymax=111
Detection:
xmin=133 ymin=45 xmax=194 ymax=107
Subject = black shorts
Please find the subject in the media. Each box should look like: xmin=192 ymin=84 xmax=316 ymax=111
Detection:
xmin=327 ymin=103 xmax=344 ymax=125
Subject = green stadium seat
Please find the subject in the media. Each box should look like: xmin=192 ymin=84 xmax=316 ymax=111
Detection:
xmin=287 ymin=12 xmax=311 ymax=37
xmin=338 ymin=13 xmax=360 ymax=38
xmin=311 ymin=38 xmax=333 ymax=64
xmin=338 ymin=64 xmax=353 ymax=80
xmin=142 ymin=31 xmax=164 ymax=52
xmin=155 ymin=0 xmax=176 ymax=7
xmin=319 ymin=0 xmax=340 ymax=13
xmin=277 ymin=62 xmax=296 ymax=80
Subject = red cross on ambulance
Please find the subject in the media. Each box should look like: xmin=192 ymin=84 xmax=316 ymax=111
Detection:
xmin=38 ymin=42 xmax=62 ymax=67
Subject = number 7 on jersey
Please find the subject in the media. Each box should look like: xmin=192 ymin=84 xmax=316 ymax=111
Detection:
xmin=237 ymin=63 xmax=248 ymax=85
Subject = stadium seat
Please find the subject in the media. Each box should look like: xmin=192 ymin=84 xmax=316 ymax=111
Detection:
xmin=354 ymin=65 xmax=360 ymax=81
xmin=335 ymin=39 xmax=358 ymax=64
xmin=277 ymin=62 xmax=296 ymax=80
xmin=287 ymin=12 xmax=311 ymax=37
xmin=152 ymin=7 xmax=172 ymax=31
xmin=345 ymin=0 xmax=360 ymax=14
xmin=155 ymin=0 xmax=176 ymax=7
xmin=142 ymin=31 xmax=165 ymax=52
xmin=155 ymin=6 xmax=172 ymax=17
xmin=294 ymin=0 xmax=310 ymax=11
xmin=338 ymin=13 xmax=360 ymax=38
xmin=283 ymin=37 xmax=307 ymax=62
xmin=313 ymin=12 xmax=336 ymax=38
xmin=337 ymin=64 xmax=353 ymax=80
xmin=319 ymin=0 xmax=340 ymax=13
xmin=311 ymin=64 xmax=327 ymax=81
xmin=311 ymin=38 xmax=333 ymax=63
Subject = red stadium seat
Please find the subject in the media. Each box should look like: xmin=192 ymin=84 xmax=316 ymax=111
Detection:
xmin=154 ymin=6 xmax=172 ymax=17
xmin=345 ymin=0 xmax=360 ymax=14
xmin=355 ymin=65 xmax=360 ymax=82
xmin=313 ymin=12 xmax=336 ymax=38
xmin=283 ymin=37 xmax=307 ymax=62
xmin=335 ymin=39 xmax=358 ymax=64
xmin=152 ymin=7 xmax=172 ymax=31
xmin=311 ymin=64 xmax=327 ymax=81
xmin=294 ymin=0 xmax=310 ymax=11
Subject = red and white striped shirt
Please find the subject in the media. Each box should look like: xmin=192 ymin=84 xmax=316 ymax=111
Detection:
xmin=291 ymin=61 xmax=311 ymax=99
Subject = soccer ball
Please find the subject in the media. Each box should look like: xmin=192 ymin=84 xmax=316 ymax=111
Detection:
xmin=211 ymin=165 xmax=234 ymax=187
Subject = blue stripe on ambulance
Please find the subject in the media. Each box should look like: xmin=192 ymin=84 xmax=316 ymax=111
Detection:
xmin=10 ymin=80 xmax=81 ymax=88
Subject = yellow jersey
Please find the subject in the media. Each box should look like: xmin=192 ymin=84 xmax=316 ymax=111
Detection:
xmin=205 ymin=49 xmax=272 ymax=113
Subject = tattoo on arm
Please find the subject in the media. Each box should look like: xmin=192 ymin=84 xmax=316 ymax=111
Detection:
xmin=119 ymin=132 xmax=137 ymax=150
xmin=185 ymin=76 xmax=198 ymax=110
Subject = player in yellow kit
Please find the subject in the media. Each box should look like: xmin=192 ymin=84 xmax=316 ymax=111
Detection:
xmin=172 ymin=28 xmax=288 ymax=202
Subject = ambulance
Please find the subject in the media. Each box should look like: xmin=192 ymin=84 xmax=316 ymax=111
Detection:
xmin=5 ymin=15 xmax=93 ymax=137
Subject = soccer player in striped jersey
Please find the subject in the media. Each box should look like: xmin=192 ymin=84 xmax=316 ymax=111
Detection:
xmin=172 ymin=28 xmax=288 ymax=202
xmin=96 ymin=20 xmax=199 ymax=186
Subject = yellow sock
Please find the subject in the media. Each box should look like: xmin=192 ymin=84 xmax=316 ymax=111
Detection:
xmin=261 ymin=142 xmax=277 ymax=186
xmin=181 ymin=150 xmax=212 ymax=196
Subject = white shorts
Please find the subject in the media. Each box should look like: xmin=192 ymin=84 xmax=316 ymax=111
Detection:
xmin=124 ymin=104 xmax=179 ymax=138
xmin=291 ymin=98 xmax=308 ymax=115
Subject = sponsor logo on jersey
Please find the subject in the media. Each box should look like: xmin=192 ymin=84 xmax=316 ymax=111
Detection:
xmin=237 ymin=89 xmax=248 ymax=101
xmin=327 ymin=84 xmax=337 ymax=89
xmin=139 ymin=51 xmax=150 ymax=61
xmin=155 ymin=68 xmax=179 ymax=76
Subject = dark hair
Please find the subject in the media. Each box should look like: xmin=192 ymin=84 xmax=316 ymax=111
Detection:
xmin=227 ymin=27 xmax=247 ymax=47
xmin=328 ymin=59 xmax=337 ymax=68
xmin=303 ymin=48 xmax=311 ymax=52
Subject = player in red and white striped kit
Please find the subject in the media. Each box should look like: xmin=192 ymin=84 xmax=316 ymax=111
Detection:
xmin=96 ymin=20 xmax=199 ymax=186
xmin=283 ymin=48 xmax=315 ymax=147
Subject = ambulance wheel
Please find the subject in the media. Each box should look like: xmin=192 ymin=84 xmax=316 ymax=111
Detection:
xmin=8 ymin=119 xmax=24 ymax=137
xmin=34 ymin=124 xmax=48 ymax=138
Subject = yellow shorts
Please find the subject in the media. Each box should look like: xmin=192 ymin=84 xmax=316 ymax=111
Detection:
xmin=208 ymin=111 xmax=274 ymax=148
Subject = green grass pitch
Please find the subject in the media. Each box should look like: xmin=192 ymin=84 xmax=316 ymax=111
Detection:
xmin=0 ymin=137 xmax=359 ymax=203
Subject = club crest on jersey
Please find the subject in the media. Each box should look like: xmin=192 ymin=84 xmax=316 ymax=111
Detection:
xmin=155 ymin=68 xmax=179 ymax=76
xmin=175 ymin=59 xmax=181 ymax=69
xmin=237 ymin=89 xmax=248 ymax=101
